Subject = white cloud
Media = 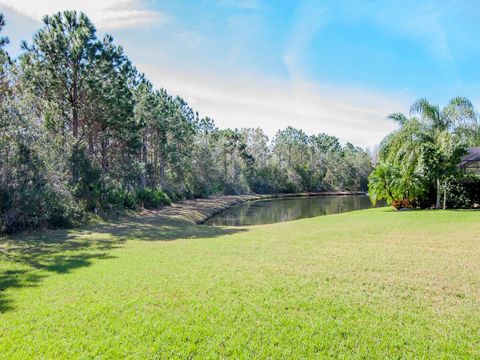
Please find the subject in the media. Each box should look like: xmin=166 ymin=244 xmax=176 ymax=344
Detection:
xmin=140 ymin=64 xmax=410 ymax=148
xmin=279 ymin=0 xmax=404 ymax=148
xmin=0 ymin=0 xmax=167 ymax=30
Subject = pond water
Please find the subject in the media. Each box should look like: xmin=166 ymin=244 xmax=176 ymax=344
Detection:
xmin=205 ymin=195 xmax=383 ymax=226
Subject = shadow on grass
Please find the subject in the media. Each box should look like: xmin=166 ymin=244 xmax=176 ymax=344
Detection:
xmin=0 ymin=232 xmax=119 ymax=313
xmin=90 ymin=214 xmax=246 ymax=242
xmin=0 ymin=213 xmax=246 ymax=313
xmin=0 ymin=269 xmax=45 ymax=312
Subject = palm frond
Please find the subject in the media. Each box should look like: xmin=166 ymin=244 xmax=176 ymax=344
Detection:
xmin=387 ymin=112 xmax=408 ymax=125
xmin=443 ymin=96 xmax=477 ymax=130
xmin=410 ymin=98 xmax=443 ymax=129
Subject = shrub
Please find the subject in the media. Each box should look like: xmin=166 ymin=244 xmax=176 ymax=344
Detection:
xmin=281 ymin=181 xmax=301 ymax=194
xmin=43 ymin=187 xmax=87 ymax=228
xmin=102 ymin=188 xmax=138 ymax=211
xmin=0 ymin=182 xmax=86 ymax=234
xmin=223 ymin=182 xmax=241 ymax=195
xmin=136 ymin=188 xmax=171 ymax=209
xmin=391 ymin=199 xmax=414 ymax=209
xmin=68 ymin=144 xmax=101 ymax=211
xmin=246 ymin=166 xmax=283 ymax=194
xmin=121 ymin=191 xmax=139 ymax=210
xmin=445 ymin=176 xmax=480 ymax=209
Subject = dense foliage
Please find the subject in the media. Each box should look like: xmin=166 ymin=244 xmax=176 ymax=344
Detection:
xmin=444 ymin=176 xmax=480 ymax=209
xmin=369 ymin=97 xmax=480 ymax=209
xmin=0 ymin=12 xmax=372 ymax=233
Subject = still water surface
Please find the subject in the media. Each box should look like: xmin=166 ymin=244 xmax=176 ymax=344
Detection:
xmin=205 ymin=195 xmax=382 ymax=226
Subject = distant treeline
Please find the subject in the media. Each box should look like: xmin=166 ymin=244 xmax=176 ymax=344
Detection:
xmin=0 ymin=11 xmax=371 ymax=233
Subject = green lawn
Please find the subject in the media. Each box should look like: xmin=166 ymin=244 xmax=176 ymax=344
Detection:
xmin=1 ymin=208 xmax=480 ymax=358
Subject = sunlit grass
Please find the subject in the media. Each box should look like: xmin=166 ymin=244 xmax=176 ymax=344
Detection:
xmin=1 ymin=208 xmax=480 ymax=358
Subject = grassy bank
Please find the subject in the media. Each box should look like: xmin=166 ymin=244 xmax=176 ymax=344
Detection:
xmin=1 ymin=208 xmax=480 ymax=358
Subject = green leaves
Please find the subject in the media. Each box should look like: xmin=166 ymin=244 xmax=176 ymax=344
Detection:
xmin=0 ymin=13 xmax=8 ymax=50
xmin=394 ymin=165 xmax=425 ymax=202
xmin=368 ymin=163 xmax=399 ymax=205
xmin=410 ymin=98 xmax=444 ymax=130
xmin=1 ymin=10 xmax=375 ymax=232
xmin=375 ymin=96 xmax=477 ymax=208
xmin=387 ymin=112 xmax=408 ymax=125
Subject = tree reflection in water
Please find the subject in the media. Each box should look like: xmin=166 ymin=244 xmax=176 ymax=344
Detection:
xmin=205 ymin=195 xmax=385 ymax=226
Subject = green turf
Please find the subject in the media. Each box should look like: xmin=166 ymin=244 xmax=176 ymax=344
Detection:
xmin=1 ymin=208 xmax=480 ymax=358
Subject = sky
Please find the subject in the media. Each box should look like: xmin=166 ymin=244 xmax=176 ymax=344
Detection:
xmin=1 ymin=0 xmax=479 ymax=148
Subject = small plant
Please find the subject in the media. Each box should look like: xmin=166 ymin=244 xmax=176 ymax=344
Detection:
xmin=391 ymin=199 xmax=413 ymax=210
xmin=136 ymin=188 xmax=172 ymax=209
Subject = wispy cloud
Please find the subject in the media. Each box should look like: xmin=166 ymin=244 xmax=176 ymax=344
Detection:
xmin=175 ymin=30 xmax=205 ymax=49
xmin=140 ymin=63 xmax=411 ymax=148
xmin=283 ymin=0 xmax=329 ymax=80
xmin=381 ymin=2 xmax=453 ymax=65
xmin=2 ymin=0 xmax=472 ymax=149
xmin=0 ymin=0 xmax=167 ymax=30
xmin=340 ymin=0 xmax=455 ymax=65
xmin=401 ymin=6 xmax=456 ymax=72
xmin=283 ymin=0 xmax=457 ymax=79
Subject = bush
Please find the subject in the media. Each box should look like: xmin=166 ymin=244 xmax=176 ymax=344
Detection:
xmin=192 ymin=184 xmax=211 ymax=198
xmin=391 ymin=199 xmax=414 ymax=209
xmin=281 ymin=181 xmax=301 ymax=194
xmin=136 ymin=188 xmax=171 ymax=209
xmin=246 ymin=166 xmax=282 ymax=194
xmin=445 ymin=176 xmax=480 ymax=209
xmin=0 ymin=182 xmax=86 ymax=234
xmin=223 ymin=182 xmax=242 ymax=195
xmin=68 ymin=144 xmax=101 ymax=211
xmin=101 ymin=188 xmax=138 ymax=211
xmin=121 ymin=191 xmax=139 ymax=210
xmin=43 ymin=187 xmax=87 ymax=228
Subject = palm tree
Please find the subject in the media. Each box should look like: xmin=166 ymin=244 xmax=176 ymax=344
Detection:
xmin=410 ymin=97 xmax=477 ymax=132
xmin=372 ymin=97 xmax=475 ymax=209
xmin=368 ymin=163 xmax=399 ymax=205
xmin=409 ymin=97 xmax=474 ymax=208
xmin=381 ymin=116 xmax=424 ymax=168
xmin=394 ymin=164 xmax=425 ymax=203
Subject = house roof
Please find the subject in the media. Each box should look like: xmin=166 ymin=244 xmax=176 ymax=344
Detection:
xmin=460 ymin=147 xmax=480 ymax=167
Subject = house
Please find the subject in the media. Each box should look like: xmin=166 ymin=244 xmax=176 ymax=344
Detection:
xmin=460 ymin=147 xmax=480 ymax=175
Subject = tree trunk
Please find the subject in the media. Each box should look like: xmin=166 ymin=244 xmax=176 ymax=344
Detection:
xmin=159 ymin=160 xmax=165 ymax=189
xmin=140 ymin=133 xmax=147 ymax=188
xmin=100 ymin=137 xmax=108 ymax=171
xmin=72 ymin=66 xmax=79 ymax=139
xmin=435 ymin=178 xmax=441 ymax=209
xmin=443 ymin=180 xmax=447 ymax=210
xmin=153 ymin=148 xmax=158 ymax=189
xmin=88 ymin=132 xmax=94 ymax=157
xmin=224 ymin=150 xmax=228 ymax=178
xmin=72 ymin=106 xmax=79 ymax=139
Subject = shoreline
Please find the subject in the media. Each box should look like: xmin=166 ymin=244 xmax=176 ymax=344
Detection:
xmin=1 ymin=191 xmax=367 ymax=239
xmin=142 ymin=191 xmax=367 ymax=225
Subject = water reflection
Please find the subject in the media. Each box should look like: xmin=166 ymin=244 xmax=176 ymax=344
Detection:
xmin=205 ymin=195 xmax=384 ymax=226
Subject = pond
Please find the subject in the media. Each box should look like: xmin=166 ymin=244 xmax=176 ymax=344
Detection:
xmin=204 ymin=195 xmax=383 ymax=226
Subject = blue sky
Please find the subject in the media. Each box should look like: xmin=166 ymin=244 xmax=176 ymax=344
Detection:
xmin=1 ymin=0 xmax=479 ymax=147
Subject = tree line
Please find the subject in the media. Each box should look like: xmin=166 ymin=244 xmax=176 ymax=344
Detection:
xmin=0 ymin=11 xmax=372 ymax=233
xmin=369 ymin=97 xmax=480 ymax=209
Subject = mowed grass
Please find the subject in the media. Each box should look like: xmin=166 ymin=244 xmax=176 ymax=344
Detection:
xmin=1 ymin=208 xmax=480 ymax=358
